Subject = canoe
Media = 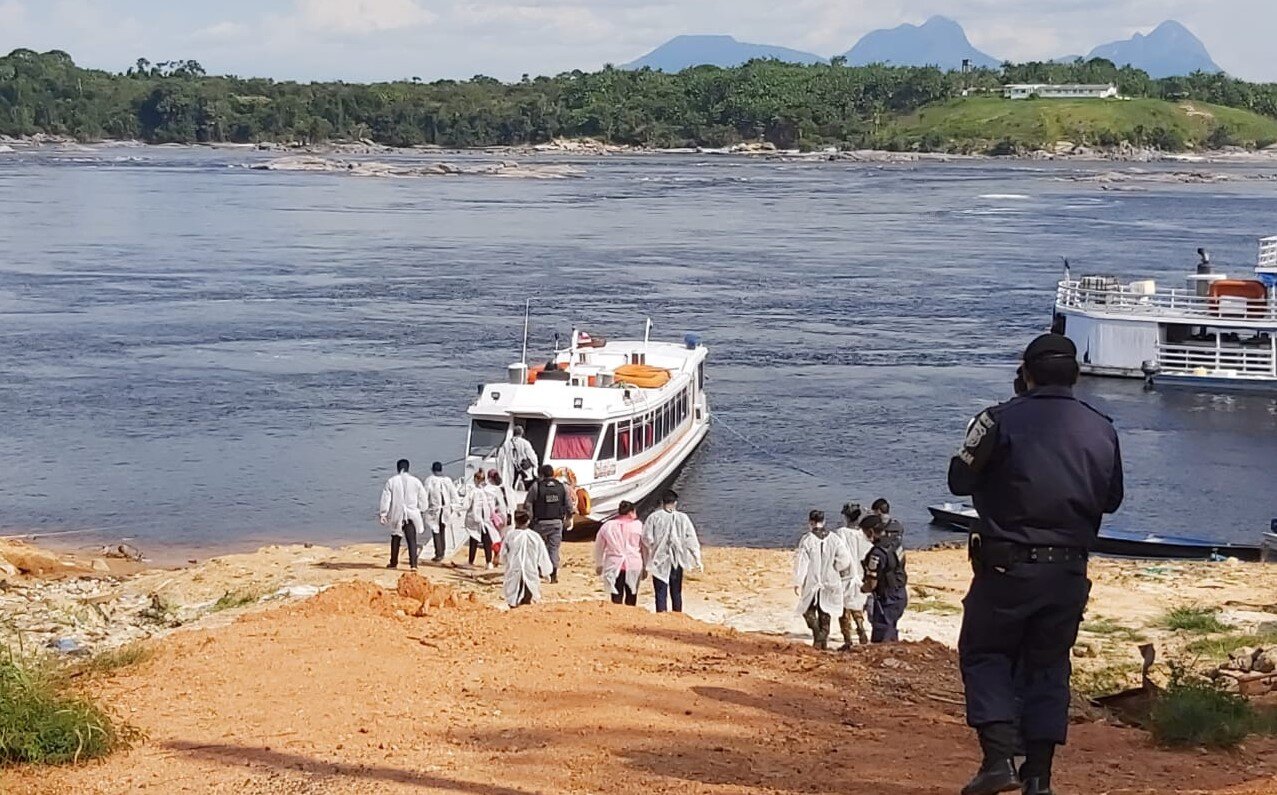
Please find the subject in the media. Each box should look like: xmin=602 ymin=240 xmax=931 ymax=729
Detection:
xmin=927 ymin=503 xmax=1264 ymax=562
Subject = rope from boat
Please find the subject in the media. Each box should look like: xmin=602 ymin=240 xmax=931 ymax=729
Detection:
xmin=710 ymin=413 xmax=822 ymax=480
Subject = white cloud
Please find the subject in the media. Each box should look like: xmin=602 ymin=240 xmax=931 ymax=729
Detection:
xmin=191 ymin=21 xmax=250 ymax=43
xmin=294 ymin=0 xmax=436 ymax=35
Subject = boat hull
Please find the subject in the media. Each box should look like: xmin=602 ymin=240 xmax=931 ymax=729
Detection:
xmin=926 ymin=504 xmax=1262 ymax=562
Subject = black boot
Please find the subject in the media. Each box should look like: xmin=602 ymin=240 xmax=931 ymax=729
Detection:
xmin=962 ymin=722 xmax=1022 ymax=795
xmin=1021 ymin=778 xmax=1054 ymax=795
xmin=1020 ymin=742 xmax=1056 ymax=795
xmin=961 ymin=759 xmax=1021 ymax=795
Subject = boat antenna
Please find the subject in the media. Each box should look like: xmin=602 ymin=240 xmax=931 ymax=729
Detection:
xmin=644 ymin=317 xmax=652 ymax=352
xmin=520 ymin=298 xmax=531 ymax=367
xmin=1062 ymin=257 xmax=1071 ymax=283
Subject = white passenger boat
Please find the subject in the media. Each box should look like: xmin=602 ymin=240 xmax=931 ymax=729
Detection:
xmin=1053 ymin=236 xmax=1277 ymax=390
xmin=463 ymin=325 xmax=710 ymax=525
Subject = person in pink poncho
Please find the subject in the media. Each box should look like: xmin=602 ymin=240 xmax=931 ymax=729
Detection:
xmin=594 ymin=500 xmax=644 ymax=606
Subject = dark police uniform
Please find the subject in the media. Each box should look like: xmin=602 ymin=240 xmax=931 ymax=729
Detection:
xmin=864 ymin=534 xmax=908 ymax=642
xmin=948 ymin=336 xmax=1123 ymax=795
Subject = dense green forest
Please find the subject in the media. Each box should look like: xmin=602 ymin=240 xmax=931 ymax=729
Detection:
xmin=4 ymin=48 xmax=1277 ymax=152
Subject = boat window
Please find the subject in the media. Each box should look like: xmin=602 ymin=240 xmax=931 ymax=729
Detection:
xmin=551 ymin=424 xmax=601 ymax=460
xmin=468 ymin=419 xmax=509 ymax=458
xmin=599 ymin=424 xmax=616 ymax=460
xmin=617 ymin=422 xmax=632 ymax=460
xmin=657 ymin=406 xmax=667 ymax=441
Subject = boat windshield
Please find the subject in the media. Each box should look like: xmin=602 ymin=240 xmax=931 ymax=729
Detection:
xmin=551 ymin=424 xmax=601 ymax=460
xmin=468 ymin=419 xmax=509 ymax=458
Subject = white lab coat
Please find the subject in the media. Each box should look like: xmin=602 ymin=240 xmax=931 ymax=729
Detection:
xmin=793 ymin=528 xmax=854 ymax=616
xmin=463 ymin=482 xmax=501 ymax=544
xmin=496 ymin=437 xmax=538 ymax=487
xmin=378 ymin=472 xmax=427 ymax=538
xmin=422 ymin=475 xmax=459 ymax=535
xmin=641 ymin=509 xmax=703 ymax=583
xmin=834 ymin=524 xmax=876 ymax=612
xmin=501 ymin=526 xmax=552 ymax=607
xmin=486 ymin=482 xmax=516 ymax=527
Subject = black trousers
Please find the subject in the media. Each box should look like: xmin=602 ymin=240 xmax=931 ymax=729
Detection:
xmin=959 ymin=560 xmax=1091 ymax=745
xmin=611 ymin=571 xmax=638 ymax=606
xmin=389 ymin=522 xmax=419 ymax=569
xmin=431 ymin=513 xmax=447 ymax=560
xmin=468 ymin=532 xmax=493 ymax=565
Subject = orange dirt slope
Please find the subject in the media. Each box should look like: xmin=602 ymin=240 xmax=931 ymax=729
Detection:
xmin=6 ymin=580 xmax=1277 ymax=795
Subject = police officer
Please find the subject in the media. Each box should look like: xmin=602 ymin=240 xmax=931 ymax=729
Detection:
xmin=523 ymin=464 xmax=571 ymax=583
xmin=859 ymin=514 xmax=908 ymax=642
xmin=948 ymin=333 xmax=1124 ymax=795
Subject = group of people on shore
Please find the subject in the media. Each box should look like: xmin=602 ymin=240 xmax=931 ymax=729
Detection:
xmin=793 ymin=499 xmax=909 ymax=650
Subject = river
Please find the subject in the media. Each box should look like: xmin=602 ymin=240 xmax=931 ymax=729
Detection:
xmin=1 ymin=144 xmax=1275 ymax=557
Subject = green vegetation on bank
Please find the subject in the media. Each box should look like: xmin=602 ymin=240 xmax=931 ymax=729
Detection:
xmin=4 ymin=48 xmax=1277 ymax=152
xmin=0 ymin=650 xmax=138 ymax=765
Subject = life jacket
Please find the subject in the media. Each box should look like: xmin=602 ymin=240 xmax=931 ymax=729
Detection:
xmin=532 ymin=478 xmax=568 ymax=521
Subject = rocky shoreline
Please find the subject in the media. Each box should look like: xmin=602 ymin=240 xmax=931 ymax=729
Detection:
xmin=7 ymin=132 xmax=1277 ymax=165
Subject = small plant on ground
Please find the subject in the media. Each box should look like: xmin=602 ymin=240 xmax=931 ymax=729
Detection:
xmin=77 ymin=642 xmax=153 ymax=677
xmin=1185 ymin=630 xmax=1277 ymax=660
xmin=1158 ymin=606 xmax=1231 ymax=634
xmin=140 ymin=593 xmax=179 ymax=626
xmin=1148 ymin=665 xmax=1255 ymax=749
xmin=211 ymin=590 xmax=262 ymax=613
xmin=0 ymin=649 xmax=138 ymax=764
xmin=1072 ymin=662 xmax=1142 ymax=697
xmin=911 ymin=598 xmax=961 ymax=616
xmin=1082 ymin=617 xmax=1148 ymax=642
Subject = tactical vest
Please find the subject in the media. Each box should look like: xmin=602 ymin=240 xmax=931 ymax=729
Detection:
xmin=533 ymin=478 xmax=567 ymax=521
xmin=877 ymin=545 xmax=907 ymax=592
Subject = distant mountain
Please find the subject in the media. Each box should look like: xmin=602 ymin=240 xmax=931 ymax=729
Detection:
xmin=624 ymin=35 xmax=825 ymax=71
xmin=842 ymin=16 xmax=1001 ymax=70
xmin=1087 ymin=20 xmax=1221 ymax=77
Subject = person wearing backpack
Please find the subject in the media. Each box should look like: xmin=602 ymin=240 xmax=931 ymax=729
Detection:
xmin=860 ymin=514 xmax=908 ymax=642
xmin=523 ymin=464 xmax=572 ymax=583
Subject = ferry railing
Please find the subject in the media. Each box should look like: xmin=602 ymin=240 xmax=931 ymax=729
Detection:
xmin=1156 ymin=342 xmax=1277 ymax=377
xmin=1056 ymin=281 xmax=1277 ymax=322
xmin=1260 ymin=236 xmax=1277 ymax=271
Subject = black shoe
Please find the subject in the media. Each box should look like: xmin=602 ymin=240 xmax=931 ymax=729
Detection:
xmin=1021 ymin=778 xmax=1053 ymax=795
xmin=430 ymin=557 xmax=443 ymax=563
xmin=838 ymin=643 xmax=853 ymax=652
xmin=386 ymin=563 xmax=397 ymax=569
xmin=961 ymin=760 xmax=1021 ymax=795
xmin=550 ymin=574 xmax=558 ymax=584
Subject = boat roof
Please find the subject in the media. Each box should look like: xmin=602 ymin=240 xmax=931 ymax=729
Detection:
xmin=468 ymin=338 xmax=706 ymax=422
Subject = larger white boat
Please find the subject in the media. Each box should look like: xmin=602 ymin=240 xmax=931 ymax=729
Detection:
xmin=1053 ymin=236 xmax=1277 ymax=389
xmin=463 ymin=326 xmax=710 ymax=524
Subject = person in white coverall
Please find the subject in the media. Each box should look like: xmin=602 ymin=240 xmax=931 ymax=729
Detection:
xmin=496 ymin=424 xmax=539 ymax=489
xmin=594 ymin=500 xmax=644 ymax=606
xmin=463 ymin=469 xmax=500 ymax=569
xmin=423 ymin=461 xmax=459 ymax=563
xmin=379 ymin=458 xmax=428 ymax=571
xmin=793 ymin=509 xmax=854 ymax=650
xmin=641 ymin=489 xmax=703 ymax=613
xmin=833 ymin=502 xmax=875 ymax=649
xmin=501 ymin=508 xmax=552 ymax=607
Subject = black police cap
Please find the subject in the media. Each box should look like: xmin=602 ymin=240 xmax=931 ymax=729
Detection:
xmin=1023 ymin=333 xmax=1077 ymax=364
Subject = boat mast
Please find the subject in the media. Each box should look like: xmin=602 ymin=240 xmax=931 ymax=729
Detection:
xmin=520 ymin=299 xmax=531 ymax=367
xmin=644 ymin=317 xmax=652 ymax=354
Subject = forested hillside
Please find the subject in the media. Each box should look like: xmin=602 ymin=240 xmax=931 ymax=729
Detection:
xmin=4 ymin=49 xmax=1277 ymax=152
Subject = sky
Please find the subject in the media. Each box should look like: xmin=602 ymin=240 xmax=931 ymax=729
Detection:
xmin=0 ymin=0 xmax=1273 ymax=83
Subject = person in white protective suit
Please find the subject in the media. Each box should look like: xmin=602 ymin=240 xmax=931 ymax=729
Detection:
xmin=496 ymin=424 xmax=539 ymax=490
xmin=641 ymin=490 xmax=703 ymax=613
xmin=594 ymin=500 xmax=644 ymax=606
xmin=501 ymin=508 xmax=552 ymax=607
xmin=463 ymin=469 xmax=500 ymax=570
xmin=423 ymin=461 xmax=459 ymax=563
xmin=833 ymin=502 xmax=875 ymax=649
xmin=378 ymin=458 xmax=428 ymax=571
xmin=793 ymin=509 xmax=854 ymax=650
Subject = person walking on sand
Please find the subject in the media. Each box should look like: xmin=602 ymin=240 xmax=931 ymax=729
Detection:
xmin=501 ymin=508 xmax=552 ymax=607
xmin=463 ymin=469 xmax=500 ymax=569
xmin=794 ymin=510 xmax=853 ymax=650
xmin=378 ymin=458 xmax=427 ymax=571
xmin=497 ymin=424 xmax=538 ymax=489
xmin=641 ymin=490 xmax=703 ymax=614
xmin=860 ymin=514 xmax=908 ymax=643
xmin=523 ymin=465 xmax=572 ymax=583
xmin=833 ymin=502 xmax=874 ymax=649
xmin=486 ymin=469 xmax=515 ymax=529
xmin=594 ymin=500 xmax=644 ymax=606
xmin=423 ymin=461 xmax=459 ymax=563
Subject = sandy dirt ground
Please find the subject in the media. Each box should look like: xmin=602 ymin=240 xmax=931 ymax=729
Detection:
xmin=6 ymin=574 xmax=1277 ymax=795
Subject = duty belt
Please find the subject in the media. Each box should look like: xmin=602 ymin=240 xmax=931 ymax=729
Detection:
xmin=969 ymin=534 xmax=1088 ymax=568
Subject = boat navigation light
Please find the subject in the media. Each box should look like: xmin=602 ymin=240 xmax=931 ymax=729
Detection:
xmin=491 ymin=391 xmax=501 ymax=401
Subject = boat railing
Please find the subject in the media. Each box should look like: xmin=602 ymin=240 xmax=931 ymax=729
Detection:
xmin=1156 ymin=342 xmax=1277 ymax=377
xmin=1260 ymin=236 xmax=1277 ymax=271
xmin=1057 ymin=280 xmax=1277 ymax=322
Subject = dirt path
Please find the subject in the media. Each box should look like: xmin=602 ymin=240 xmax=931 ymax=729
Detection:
xmin=5 ymin=577 xmax=1276 ymax=795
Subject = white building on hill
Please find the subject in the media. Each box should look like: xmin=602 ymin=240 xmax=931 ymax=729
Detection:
xmin=1003 ymin=83 xmax=1120 ymax=100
